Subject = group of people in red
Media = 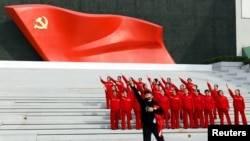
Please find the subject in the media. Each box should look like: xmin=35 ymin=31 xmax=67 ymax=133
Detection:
xmin=100 ymin=74 xmax=248 ymax=130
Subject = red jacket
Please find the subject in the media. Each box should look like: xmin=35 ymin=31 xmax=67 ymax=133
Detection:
xmin=180 ymin=78 xmax=195 ymax=93
xmin=207 ymin=82 xmax=219 ymax=108
xmin=110 ymin=96 xmax=121 ymax=111
xmin=100 ymin=78 xmax=114 ymax=96
xmin=158 ymin=94 xmax=170 ymax=111
xmin=182 ymin=94 xmax=194 ymax=110
xmin=203 ymin=95 xmax=215 ymax=110
xmin=120 ymin=95 xmax=133 ymax=112
xmin=228 ymin=89 xmax=245 ymax=110
xmin=110 ymin=77 xmax=126 ymax=92
xmin=193 ymin=94 xmax=204 ymax=111
xmin=131 ymin=78 xmax=145 ymax=93
xmin=169 ymin=94 xmax=182 ymax=110
xmin=161 ymin=77 xmax=178 ymax=91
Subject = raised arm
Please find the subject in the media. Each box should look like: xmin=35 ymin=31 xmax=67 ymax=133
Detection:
xmin=129 ymin=81 xmax=143 ymax=104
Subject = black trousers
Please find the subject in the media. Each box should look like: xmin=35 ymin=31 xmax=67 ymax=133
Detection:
xmin=142 ymin=123 xmax=165 ymax=141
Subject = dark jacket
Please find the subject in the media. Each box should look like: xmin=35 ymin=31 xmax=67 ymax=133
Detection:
xmin=131 ymin=85 xmax=163 ymax=125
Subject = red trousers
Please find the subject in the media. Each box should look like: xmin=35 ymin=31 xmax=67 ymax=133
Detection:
xmin=110 ymin=110 xmax=120 ymax=129
xmin=234 ymin=109 xmax=248 ymax=125
xmin=121 ymin=111 xmax=132 ymax=129
xmin=204 ymin=109 xmax=214 ymax=127
xmin=193 ymin=110 xmax=205 ymax=128
xmin=170 ymin=109 xmax=180 ymax=129
xmin=183 ymin=109 xmax=194 ymax=128
xmin=162 ymin=110 xmax=170 ymax=128
xmin=134 ymin=110 xmax=142 ymax=129
xmin=218 ymin=108 xmax=232 ymax=125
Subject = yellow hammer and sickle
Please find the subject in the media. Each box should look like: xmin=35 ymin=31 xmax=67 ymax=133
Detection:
xmin=34 ymin=16 xmax=48 ymax=29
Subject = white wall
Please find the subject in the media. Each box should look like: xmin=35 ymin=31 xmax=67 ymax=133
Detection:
xmin=236 ymin=0 xmax=250 ymax=56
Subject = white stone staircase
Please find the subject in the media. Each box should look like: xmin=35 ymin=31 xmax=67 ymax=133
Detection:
xmin=0 ymin=61 xmax=249 ymax=141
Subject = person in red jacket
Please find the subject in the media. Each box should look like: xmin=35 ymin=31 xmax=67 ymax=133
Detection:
xmin=120 ymin=89 xmax=133 ymax=130
xmin=100 ymin=76 xmax=114 ymax=109
xmin=133 ymin=92 xmax=142 ymax=130
xmin=110 ymin=75 xmax=126 ymax=95
xmin=110 ymin=89 xmax=121 ymax=130
xmin=150 ymin=81 xmax=162 ymax=104
xmin=159 ymin=81 xmax=173 ymax=96
xmin=123 ymin=75 xmax=147 ymax=130
xmin=160 ymin=77 xmax=178 ymax=92
xmin=181 ymin=88 xmax=195 ymax=128
xmin=147 ymin=76 xmax=160 ymax=90
xmin=203 ymin=89 xmax=215 ymax=127
xmin=226 ymin=84 xmax=248 ymax=125
xmin=176 ymin=84 xmax=185 ymax=120
xmin=169 ymin=89 xmax=182 ymax=129
xmin=193 ymin=89 xmax=205 ymax=128
xmin=213 ymin=90 xmax=232 ymax=125
xmin=131 ymin=77 xmax=146 ymax=97
xmin=179 ymin=77 xmax=196 ymax=94
xmin=158 ymin=88 xmax=170 ymax=128
xmin=207 ymin=81 xmax=220 ymax=120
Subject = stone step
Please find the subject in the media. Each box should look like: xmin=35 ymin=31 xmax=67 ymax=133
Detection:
xmin=0 ymin=128 xmax=207 ymax=141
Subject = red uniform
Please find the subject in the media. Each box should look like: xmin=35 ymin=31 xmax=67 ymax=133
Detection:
xmin=158 ymin=89 xmax=170 ymax=128
xmin=181 ymin=89 xmax=195 ymax=128
xmin=179 ymin=77 xmax=195 ymax=93
xmin=131 ymin=77 xmax=145 ymax=97
xmin=169 ymin=91 xmax=182 ymax=129
xmin=207 ymin=82 xmax=219 ymax=120
xmin=133 ymin=95 xmax=142 ymax=129
xmin=228 ymin=88 xmax=247 ymax=125
xmin=193 ymin=91 xmax=205 ymax=128
xmin=147 ymin=77 xmax=159 ymax=90
xmin=161 ymin=77 xmax=178 ymax=92
xmin=110 ymin=91 xmax=121 ymax=130
xmin=159 ymin=81 xmax=173 ymax=97
xmin=100 ymin=76 xmax=114 ymax=108
xmin=203 ymin=90 xmax=215 ymax=127
xmin=120 ymin=90 xmax=133 ymax=129
xmin=211 ymin=89 xmax=232 ymax=125
xmin=110 ymin=76 xmax=126 ymax=97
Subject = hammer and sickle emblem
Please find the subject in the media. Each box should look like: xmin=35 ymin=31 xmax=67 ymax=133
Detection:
xmin=34 ymin=16 xmax=48 ymax=29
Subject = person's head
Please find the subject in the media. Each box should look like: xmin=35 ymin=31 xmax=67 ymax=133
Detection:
xmin=138 ymin=77 xmax=142 ymax=82
xmin=194 ymin=89 xmax=199 ymax=95
xmin=204 ymin=89 xmax=210 ymax=95
xmin=144 ymin=91 xmax=153 ymax=101
xmin=160 ymin=89 xmax=165 ymax=96
xmin=122 ymin=89 xmax=128 ymax=97
xmin=167 ymin=77 xmax=171 ymax=82
xmin=172 ymin=89 xmax=177 ymax=95
xmin=218 ymin=90 xmax=224 ymax=96
xmin=112 ymin=85 xmax=117 ymax=91
xmin=235 ymin=89 xmax=240 ymax=95
xmin=107 ymin=76 xmax=111 ymax=81
xmin=214 ymin=84 xmax=219 ymax=90
xmin=113 ymin=90 xmax=118 ymax=97
xmin=180 ymin=84 xmax=185 ymax=90
xmin=155 ymin=84 xmax=160 ymax=89
xmin=193 ymin=84 xmax=198 ymax=90
xmin=153 ymin=78 xmax=159 ymax=83
xmin=197 ymin=89 xmax=200 ymax=93
xmin=187 ymin=78 xmax=192 ymax=82
xmin=117 ymin=76 xmax=122 ymax=81
xmin=165 ymin=82 xmax=170 ymax=88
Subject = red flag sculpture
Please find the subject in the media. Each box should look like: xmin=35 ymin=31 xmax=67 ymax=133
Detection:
xmin=5 ymin=4 xmax=175 ymax=63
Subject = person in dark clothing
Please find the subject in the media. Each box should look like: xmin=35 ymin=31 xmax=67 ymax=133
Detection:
xmin=129 ymin=81 xmax=165 ymax=141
